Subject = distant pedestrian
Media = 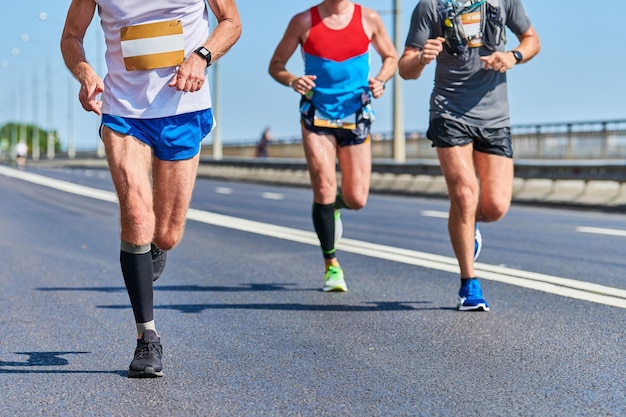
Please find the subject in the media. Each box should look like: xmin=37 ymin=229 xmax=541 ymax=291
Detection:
xmin=61 ymin=0 xmax=241 ymax=377
xmin=269 ymin=0 xmax=397 ymax=292
xmin=255 ymin=127 xmax=272 ymax=158
xmin=399 ymin=0 xmax=540 ymax=311
xmin=15 ymin=141 xmax=27 ymax=169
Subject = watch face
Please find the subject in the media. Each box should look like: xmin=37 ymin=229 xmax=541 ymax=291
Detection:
xmin=195 ymin=47 xmax=212 ymax=66
xmin=513 ymin=50 xmax=523 ymax=62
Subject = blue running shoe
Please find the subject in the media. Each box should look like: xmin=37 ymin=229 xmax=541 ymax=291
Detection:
xmin=474 ymin=224 xmax=482 ymax=261
xmin=458 ymin=278 xmax=489 ymax=311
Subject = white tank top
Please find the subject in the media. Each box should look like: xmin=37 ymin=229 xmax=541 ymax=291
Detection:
xmin=95 ymin=0 xmax=212 ymax=118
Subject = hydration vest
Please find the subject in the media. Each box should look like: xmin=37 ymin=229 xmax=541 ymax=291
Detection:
xmin=437 ymin=0 xmax=505 ymax=59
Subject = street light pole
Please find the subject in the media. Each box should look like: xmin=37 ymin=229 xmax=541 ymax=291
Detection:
xmin=68 ymin=74 xmax=76 ymax=159
xmin=11 ymin=88 xmax=18 ymax=160
xmin=14 ymin=17 xmax=55 ymax=160
xmin=32 ymin=68 xmax=40 ymax=161
xmin=46 ymin=58 xmax=55 ymax=160
xmin=392 ymin=0 xmax=406 ymax=162
xmin=209 ymin=14 xmax=223 ymax=161
xmin=19 ymin=79 xmax=26 ymax=148
xmin=211 ymin=59 xmax=222 ymax=160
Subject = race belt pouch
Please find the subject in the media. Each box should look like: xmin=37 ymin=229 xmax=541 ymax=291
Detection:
xmin=313 ymin=113 xmax=358 ymax=130
xmin=120 ymin=20 xmax=185 ymax=71
xmin=304 ymin=90 xmax=374 ymax=130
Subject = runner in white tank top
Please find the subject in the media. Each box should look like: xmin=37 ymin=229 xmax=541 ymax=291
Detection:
xmin=61 ymin=0 xmax=241 ymax=378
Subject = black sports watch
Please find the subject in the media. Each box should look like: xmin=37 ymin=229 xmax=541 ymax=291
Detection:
xmin=511 ymin=50 xmax=523 ymax=64
xmin=194 ymin=46 xmax=212 ymax=67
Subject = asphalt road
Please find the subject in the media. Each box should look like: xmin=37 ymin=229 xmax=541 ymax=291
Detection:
xmin=1 ymin=165 xmax=625 ymax=416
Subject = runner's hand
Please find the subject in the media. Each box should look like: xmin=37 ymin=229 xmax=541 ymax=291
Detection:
xmin=169 ymin=54 xmax=207 ymax=92
xmin=290 ymin=75 xmax=316 ymax=95
xmin=480 ymin=51 xmax=516 ymax=73
xmin=78 ymin=75 xmax=104 ymax=115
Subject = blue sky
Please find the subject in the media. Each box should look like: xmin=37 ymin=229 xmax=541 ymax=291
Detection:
xmin=1 ymin=0 xmax=625 ymax=151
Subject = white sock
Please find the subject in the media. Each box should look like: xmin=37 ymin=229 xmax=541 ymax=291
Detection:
xmin=136 ymin=320 xmax=157 ymax=338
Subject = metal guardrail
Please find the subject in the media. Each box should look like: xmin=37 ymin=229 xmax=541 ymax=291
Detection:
xmin=19 ymin=119 xmax=626 ymax=182
xmin=511 ymin=119 xmax=626 ymax=160
xmin=197 ymin=119 xmax=626 ymax=163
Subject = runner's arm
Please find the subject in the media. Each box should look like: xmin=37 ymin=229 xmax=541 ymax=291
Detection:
xmin=269 ymin=12 xmax=316 ymax=94
xmin=60 ymin=0 xmax=103 ymax=114
xmin=363 ymin=8 xmax=397 ymax=98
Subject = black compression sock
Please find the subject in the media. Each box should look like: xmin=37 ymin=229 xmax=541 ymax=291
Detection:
xmin=120 ymin=242 xmax=154 ymax=324
xmin=312 ymin=202 xmax=336 ymax=259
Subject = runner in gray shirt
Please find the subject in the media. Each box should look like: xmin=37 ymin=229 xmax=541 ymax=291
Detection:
xmin=399 ymin=0 xmax=540 ymax=311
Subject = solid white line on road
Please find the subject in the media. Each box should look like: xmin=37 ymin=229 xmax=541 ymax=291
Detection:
xmin=577 ymin=226 xmax=626 ymax=237
xmin=0 ymin=165 xmax=117 ymax=203
xmin=3 ymin=164 xmax=626 ymax=309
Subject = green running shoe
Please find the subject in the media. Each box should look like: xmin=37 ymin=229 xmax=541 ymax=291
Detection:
xmin=324 ymin=265 xmax=347 ymax=292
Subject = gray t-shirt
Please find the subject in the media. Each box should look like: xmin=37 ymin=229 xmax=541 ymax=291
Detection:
xmin=405 ymin=0 xmax=531 ymax=128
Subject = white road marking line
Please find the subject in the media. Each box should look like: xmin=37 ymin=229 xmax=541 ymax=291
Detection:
xmin=215 ymin=187 xmax=233 ymax=195
xmin=3 ymin=165 xmax=625 ymax=309
xmin=261 ymin=192 xmax=285 ymax=200
xmin=421 ymin=210 xmax=448 ymax=219
xmin=0 ymin=166 xmax=117 ymax=203
xmin=577 ymin=226 xmax=626 ymax=237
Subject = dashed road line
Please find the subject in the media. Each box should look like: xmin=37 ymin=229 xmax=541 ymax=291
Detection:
xmin=577 ymin=226 xmax=626 ymax=237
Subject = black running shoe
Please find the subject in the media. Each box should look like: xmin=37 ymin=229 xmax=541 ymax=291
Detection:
xmin=128 ymin=330 xmax=163 ymax=378
xmin=151 ymin=244 xmax=167 ymax=282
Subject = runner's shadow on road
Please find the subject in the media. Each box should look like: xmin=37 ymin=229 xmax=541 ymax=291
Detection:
xmin=37 ymin=283 xmax=305 ymax=293
xmin=0 ymin=351 xmax=125 ymax=376
xmin=99 ymin=301 xmax=436 ymax=314
xmin=40 ymin=286 xmax=456 ymax=313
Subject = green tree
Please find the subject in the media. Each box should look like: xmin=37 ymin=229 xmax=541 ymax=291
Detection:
xmin=0 ymin=122 xmax=61 ymax=156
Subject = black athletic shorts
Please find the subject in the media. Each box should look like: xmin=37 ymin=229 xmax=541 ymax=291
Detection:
xmin=426 ymin=118 xmax=513 ymax=158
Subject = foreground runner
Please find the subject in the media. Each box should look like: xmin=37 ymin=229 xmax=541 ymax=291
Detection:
xmin=61 ymin=0 xmax=241 ymax=377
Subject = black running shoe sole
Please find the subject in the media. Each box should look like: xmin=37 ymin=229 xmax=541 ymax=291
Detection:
xmin=128 ymin=367 xmax=164 ymax=378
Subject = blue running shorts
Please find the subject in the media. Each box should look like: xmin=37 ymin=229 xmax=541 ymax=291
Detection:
xmin=101 ymin=108 xmax=214 ymax=161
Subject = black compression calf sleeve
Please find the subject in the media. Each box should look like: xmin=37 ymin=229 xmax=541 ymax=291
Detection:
xmin=312 ymin=202 xmax=336 ymax=259
xmin=120 ymin=242 xmax=154 ymax=324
